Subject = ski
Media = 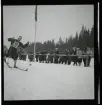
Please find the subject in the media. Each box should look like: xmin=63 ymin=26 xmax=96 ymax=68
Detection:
xmin=4 ymin=61 xmax=28 ymax=71
xmin=14 ymin=67 xmax=28 ymax=71
xmin=4 ymin=61 xmax=12 ymax=68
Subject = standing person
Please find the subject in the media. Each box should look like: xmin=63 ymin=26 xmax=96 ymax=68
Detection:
xmin=82 ymin=47 xmax=87 ymax=67
xmin=76 ymin=48 xmax=82 ymax=66
xmin=72 ymin=47 xmax=77 ymax=55
xmin=35 ymin=52 xmax=39 ymax=62
xmin=8 ymin=36 xmax=29 ymax=68
xmin=4 ymin=37 xmax=14 ymax=63
xmin=72 ymin=47 xmax=77 ymax=65
xmin=54 ymin=48 xmax=59 ymax=64
xmin=65 ymin=49 xmax=68 ymax=55
xmin=64 ymin=49 xmax=68 ymax=64
xmin=3 ymin=45 xmax=9 ymax=63
xmin=55 ymin=48 xmax=59 ymax=54
xmin=86 ymin=47 xmax=92 ymax=67
xmin=43 ymin=49 xmax=47 ymax=62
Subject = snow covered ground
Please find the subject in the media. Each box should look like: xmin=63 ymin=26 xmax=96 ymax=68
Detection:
xmin=4 ymin=58 xmax=94 ymax=100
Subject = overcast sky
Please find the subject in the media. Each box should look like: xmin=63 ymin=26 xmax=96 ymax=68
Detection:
xmin=3 ymin=5 xmax=94 ymax=48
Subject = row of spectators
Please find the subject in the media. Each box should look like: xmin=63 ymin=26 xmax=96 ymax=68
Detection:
xmin=18 ymin=47 xmax=93 ymax=67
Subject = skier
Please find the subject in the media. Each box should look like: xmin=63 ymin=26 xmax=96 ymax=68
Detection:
xmin=8 ymin=36 xmax=29 ymax=68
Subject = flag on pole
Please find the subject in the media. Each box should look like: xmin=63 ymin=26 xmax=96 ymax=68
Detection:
xmin=35 ymin=5 xmax=37 ymax=21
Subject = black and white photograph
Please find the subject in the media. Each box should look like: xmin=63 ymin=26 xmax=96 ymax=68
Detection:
xmin=3 ymin=5 xmax=95 ymax=100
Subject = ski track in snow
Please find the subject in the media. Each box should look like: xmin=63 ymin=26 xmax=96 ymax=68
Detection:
xmin=4 ymin=58 xmax=94 ymax=100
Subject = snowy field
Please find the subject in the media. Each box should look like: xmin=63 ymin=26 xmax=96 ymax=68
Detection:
xmin=4 ymin=58 xmax=94 ymax=100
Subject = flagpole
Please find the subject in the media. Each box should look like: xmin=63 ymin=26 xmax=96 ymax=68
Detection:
xmin=34 ymin=20 xmax=36 ymax=62
xmin=33 ymin=5 xmax=37 ymax=62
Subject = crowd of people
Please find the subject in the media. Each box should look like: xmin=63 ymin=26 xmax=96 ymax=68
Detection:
xmin=4 ymin=36 xmax=94 ymax=68
xmin=18 ymin=47 xmax=93 ymax=67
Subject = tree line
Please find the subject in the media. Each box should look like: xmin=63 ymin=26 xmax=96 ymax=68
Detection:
xmin=25 ymin=25 xmax=94 ymax=53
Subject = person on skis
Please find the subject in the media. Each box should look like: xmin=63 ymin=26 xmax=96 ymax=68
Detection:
xmin=8 ymin=36 xmax=29 ymax=68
